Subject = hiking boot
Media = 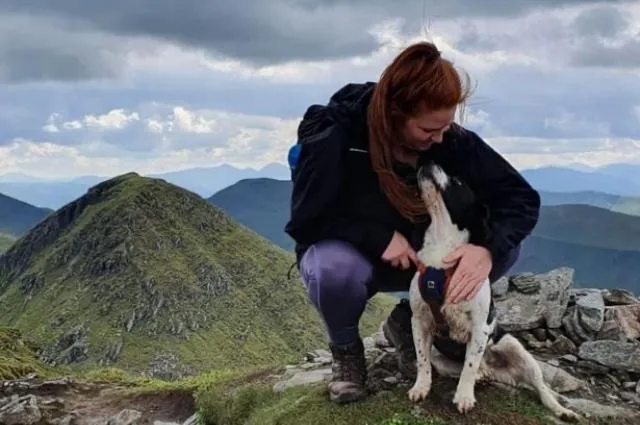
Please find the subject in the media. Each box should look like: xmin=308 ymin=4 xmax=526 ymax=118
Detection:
xmin=382 ymin=298 xmax=417 ymax=379
xmin=328 ymin=338 xmax=367 ymax=404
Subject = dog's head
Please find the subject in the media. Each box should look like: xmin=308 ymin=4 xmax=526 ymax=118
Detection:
xmin=417 ymin=159 xmax=491 ymax=242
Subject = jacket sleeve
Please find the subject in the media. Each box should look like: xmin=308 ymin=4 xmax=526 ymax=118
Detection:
xmin=284 ymin=107 xmax=395 ymax=260
xmin=454 ymin=128 xmax=541 ymax=260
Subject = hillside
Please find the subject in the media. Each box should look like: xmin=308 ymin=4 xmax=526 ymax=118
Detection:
xmin=511 ymin=236 xmax=640 ymax=292
xmin=0 ymin=233 xmax=15 ymax=253
xmin=539 ymin=190 xmax=640 ymax=216
xmin=535 ymin=204 xmax=640 ymax=252
xmin=208 ymin=178 xmax=294 ymax=251
xmin=0 ymin=192 xmax=52 ymax=236
xmin=522 ymin=166 xmax=640 ymax=196
xmin=0 ymin=172 xmax=394 ymax=378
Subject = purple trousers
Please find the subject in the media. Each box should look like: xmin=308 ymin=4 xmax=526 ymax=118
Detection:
xmin=299 ymin=240 xmax=520 ymax=345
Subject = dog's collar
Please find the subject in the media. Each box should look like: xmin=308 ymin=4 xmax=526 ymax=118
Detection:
xmin=416 ymin=261 xmax=454 ymax=306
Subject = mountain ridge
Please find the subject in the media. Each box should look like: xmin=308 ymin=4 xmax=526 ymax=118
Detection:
xmin=0 ymin=172 xmax=394 ymax=378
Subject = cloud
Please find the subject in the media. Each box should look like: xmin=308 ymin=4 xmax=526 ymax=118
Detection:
xmin=1 ymin=1 xmax=640 ymax=179
xmin=0 ymin=0 xmax=631 ymax=83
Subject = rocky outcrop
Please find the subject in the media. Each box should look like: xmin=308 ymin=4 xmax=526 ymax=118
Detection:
xmin=273 ymin=267 xmax=640 ymax=420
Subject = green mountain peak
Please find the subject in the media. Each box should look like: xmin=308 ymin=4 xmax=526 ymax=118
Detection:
xmin=0 ymin=172 xmax=394 ymax=379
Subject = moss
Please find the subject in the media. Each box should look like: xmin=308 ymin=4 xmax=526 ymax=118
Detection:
xmin=0 ymin=326 xmax=65 ymax=380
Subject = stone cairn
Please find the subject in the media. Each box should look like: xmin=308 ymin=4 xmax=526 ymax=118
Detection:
xmin=274 ymin=267 xmax=640 ymax=420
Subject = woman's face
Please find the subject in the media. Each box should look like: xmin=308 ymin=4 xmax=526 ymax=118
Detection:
xmin=402 ymin=106 xmax=456 ymax=152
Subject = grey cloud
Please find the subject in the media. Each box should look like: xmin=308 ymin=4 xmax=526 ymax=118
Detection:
xmin=570 ymin=38 xmax=640 ymax=68
xmin=571 ymin=4 xmax=630 ymax=38
xmin=566 ymin=3 xmax=640 ymax=68
xmin=0 ymin=0 xmax=625 ymax=83
xmin=0 ymin=14 xmax=135 ymax=84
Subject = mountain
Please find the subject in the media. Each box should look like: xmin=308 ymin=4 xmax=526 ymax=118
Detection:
xmin=534 ymin=204 xmax=640 ymax=252
xmin=0 ymin=163 xmax=291 ymax=209
xmin=596 ymin=163 xmax=640 ymax=182
xmin=521 ymin=166 xmax=640 ymax=196
xmin=0 ymin=234 xmax=15 ymax=253
xmin=208 ymin=178 xmax=294 ymax=252
xmin=0 ymin=172 xmax=394 ymax=378
xmin=0 ymin=192 xmax=53 ymax=236
xmin=511 ymin=235 xmax=640 ymax=291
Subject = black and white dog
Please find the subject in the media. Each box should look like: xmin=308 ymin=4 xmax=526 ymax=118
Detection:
xmin=407 ymin=160 xmax=580 ymax=422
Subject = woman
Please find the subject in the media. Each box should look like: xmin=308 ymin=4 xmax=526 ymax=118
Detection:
xmin=284 ymin=41 xmax=540 ymax=404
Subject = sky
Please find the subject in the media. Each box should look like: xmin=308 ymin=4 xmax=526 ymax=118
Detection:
xmin=1 ymin=0 xmax=639 ymax=179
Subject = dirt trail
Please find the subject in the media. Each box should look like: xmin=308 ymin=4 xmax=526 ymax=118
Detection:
xmin=0 ymin=374 xmax=197 ymax=425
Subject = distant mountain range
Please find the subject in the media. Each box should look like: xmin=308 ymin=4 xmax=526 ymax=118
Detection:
xmin=0 ymin=163 xmax=290 ymax=209
xmin=207 ymin=178 xmax=640 ymax=293
xmin=2 ymin=161 xmax=640 ymax=209
xmin=521 ymin=165 xmax=640 ymax=196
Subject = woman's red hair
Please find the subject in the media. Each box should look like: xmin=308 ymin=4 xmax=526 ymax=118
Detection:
xmin=368 ymin=41 xmax=473 ymax=221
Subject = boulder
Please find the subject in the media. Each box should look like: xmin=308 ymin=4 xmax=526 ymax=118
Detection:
xmin=562 ymin=288 xmax=606 ymax=344
xmin=492 ymin=268 xmax=572 ymax=331
xmin=578 ymin=340 xmax=640 ymax=373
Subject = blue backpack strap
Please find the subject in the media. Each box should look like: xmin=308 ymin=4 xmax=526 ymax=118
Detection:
xmin=287 ymin=143 xmax=302 ymax=177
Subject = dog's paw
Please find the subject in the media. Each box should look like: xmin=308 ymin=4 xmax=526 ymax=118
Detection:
xmin=407 ymin=382 xmax=432 ymax=403
xmin=452 ymin=390 xmax=476 ymax=413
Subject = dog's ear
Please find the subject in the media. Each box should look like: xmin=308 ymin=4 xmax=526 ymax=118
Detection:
xmin=440 ymin=176 xmax=477 ymax=224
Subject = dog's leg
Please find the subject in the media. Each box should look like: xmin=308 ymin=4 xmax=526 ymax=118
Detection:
xmin=407 ymin=276 xmax=436 ymax=402
xmin=450 ymin=279 xmax=494 ymax=413
xmin=483 ymin=334 xmax=581 ymax=422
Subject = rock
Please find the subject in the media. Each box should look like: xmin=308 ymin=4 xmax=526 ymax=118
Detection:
xmin=550 ymin=334 xmax=577 ymax=355
xmin=579 ymin=340 xmax=640 ymax=373
xmin=493 ymin=268 xmax=573 ymax=331
xmin=105 ymin=408 xmax=143 ymax=425
xmin=0 ymin=394 xmax=42 ymax=425
xmin=561 ymin=289 xmax=605 ymax=343
xmin=560 ymin=354 xmax=578 ymax=363
xmin=491 ymin=277 xmax=509 ymax=298
xmin=597 ymin=304 xmax=640 ymax=341
xmin=182 ymin=413 xmax=199 ymax=425
xmin=562 ymin=397 xmax=640 ymax=419
xmin=575 ymin=360 xmax=610 ymax=374
xmin=601 ymin=289 xmax=640 ymax=306
xmin=272 ymin=367 xmax=332 ymax=393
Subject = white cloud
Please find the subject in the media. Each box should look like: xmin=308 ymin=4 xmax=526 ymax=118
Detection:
xmin=3 ymin=105 xmax=300 ymax=179
xmin=486 ymin=136 xmax=640 ymax=169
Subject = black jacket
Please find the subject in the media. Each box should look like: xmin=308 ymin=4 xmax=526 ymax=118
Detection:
xmin=284 ymin=82 xmax=540 ymax=266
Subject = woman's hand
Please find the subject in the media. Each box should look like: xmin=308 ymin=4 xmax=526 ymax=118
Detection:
xmin=381 ymin=231 xmax=418 ymax=270
xmin=442 ymin=243 xmax=492 ymax=304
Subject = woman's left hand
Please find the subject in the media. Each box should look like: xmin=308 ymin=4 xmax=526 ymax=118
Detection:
xmin=442 ymin=243 xmax=492 ymax=304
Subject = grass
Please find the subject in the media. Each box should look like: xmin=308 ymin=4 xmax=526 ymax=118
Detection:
xmin=2 ymin=325 xmax=633 ymax=425
xmin=0 ymin=326 xmax=68 ymax=380
xmin=0 ymin=232 xmax=15 ymax=253
xmin=192 ymin=372 xmax=590 ymax=425
xmin=0 ymin=172 xmax=395 ymax=378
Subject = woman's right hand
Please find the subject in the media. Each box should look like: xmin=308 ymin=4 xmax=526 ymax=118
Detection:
xmin=381 ymin=231 xmax=418 ymax=270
